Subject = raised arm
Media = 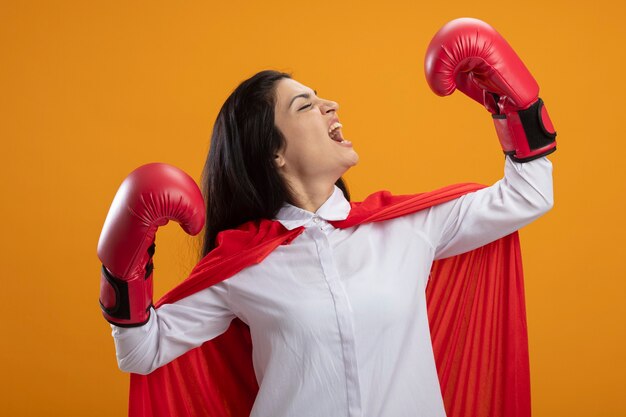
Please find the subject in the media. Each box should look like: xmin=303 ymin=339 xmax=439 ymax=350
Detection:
xmin=418 ymin=18 xmax=557 ymax=258
xmin=97 ymin=163 xmax=222 ymax=374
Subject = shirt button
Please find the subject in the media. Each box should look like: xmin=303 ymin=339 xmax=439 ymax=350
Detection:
xmin=313 ymin=217 xmax=320 ymax=223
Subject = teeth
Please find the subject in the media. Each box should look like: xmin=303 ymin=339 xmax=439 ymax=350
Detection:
xmin=328 ymin=122 xmax=343 ymax=134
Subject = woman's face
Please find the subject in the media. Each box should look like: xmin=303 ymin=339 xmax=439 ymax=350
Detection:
xmin=273 ymin=78 xmax=359 ymax=183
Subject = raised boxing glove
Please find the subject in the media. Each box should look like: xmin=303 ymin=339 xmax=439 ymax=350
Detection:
xmin=97 ymin=163 xmax=205 ymax=327
xmin=424 ymin=17 xmax=556 ymax=162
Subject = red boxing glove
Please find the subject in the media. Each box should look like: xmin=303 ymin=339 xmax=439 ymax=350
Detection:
xmin=97 ymin=163 xmax=205 ymax=327
xmin=424 ymin=17 xmax=557 ymax=162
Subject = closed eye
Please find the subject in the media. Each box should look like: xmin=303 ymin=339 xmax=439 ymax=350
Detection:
xmin=298 ymin=104 xmax=312 ymax=111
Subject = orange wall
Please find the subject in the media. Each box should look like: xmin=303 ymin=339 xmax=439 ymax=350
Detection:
xmin=1 ymin=1 xmax=625 ymax=416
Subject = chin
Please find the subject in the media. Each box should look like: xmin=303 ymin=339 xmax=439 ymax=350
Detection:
xmin=339 ymin=157 xmax=359 ymax=176
xmin=347 ymin=149 xmax=359 ymax=167
xmin=332 ymin=150 xmax=359 ymax=176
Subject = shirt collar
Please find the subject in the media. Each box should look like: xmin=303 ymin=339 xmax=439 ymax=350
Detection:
xmin=274 ymin=185 xmax=351 ymax=230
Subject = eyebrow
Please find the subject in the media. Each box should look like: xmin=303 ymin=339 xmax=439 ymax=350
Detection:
xmin=288 ymin=89 xmax=318 ymax=109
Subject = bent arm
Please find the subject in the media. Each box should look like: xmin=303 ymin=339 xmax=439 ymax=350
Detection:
xmin=111 ymin=282 xmax=236 ymax=375
xmin=420 ymin=155 xmax=553 ymax=260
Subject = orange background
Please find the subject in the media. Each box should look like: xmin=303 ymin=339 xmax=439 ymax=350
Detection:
xmin=2 ymin=1 xmax=625 ymax=416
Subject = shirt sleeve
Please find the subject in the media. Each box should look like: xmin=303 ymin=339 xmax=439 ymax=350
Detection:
xmin=412 ymin=155 xmax=554 ymax=260
xmin=110 ymin=282 xmax=236 ymax=375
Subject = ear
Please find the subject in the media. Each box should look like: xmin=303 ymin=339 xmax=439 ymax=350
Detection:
xmin=274 ymin=150 xmax=286 ymax=169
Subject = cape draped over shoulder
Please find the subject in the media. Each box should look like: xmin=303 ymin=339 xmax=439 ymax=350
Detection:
xmin=127 ymin=183 xmax=531 ymax=417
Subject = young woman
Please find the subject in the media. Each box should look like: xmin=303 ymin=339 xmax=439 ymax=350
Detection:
xmin=99 ymin=19 xmax=556 ymax=417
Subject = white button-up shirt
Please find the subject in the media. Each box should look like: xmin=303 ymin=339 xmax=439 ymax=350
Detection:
xmin=112 ymin=156 xmax=553 ymax=417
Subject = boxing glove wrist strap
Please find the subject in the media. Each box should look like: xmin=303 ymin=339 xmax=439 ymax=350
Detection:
xmin=492 ymin=98 xmax=557 ymax=162
xmin=99 ymin=265 xmax=153 ymax=327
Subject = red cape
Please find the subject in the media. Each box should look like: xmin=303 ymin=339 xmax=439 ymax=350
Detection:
xmin=128 ymin=183 xmax=531 ymax=417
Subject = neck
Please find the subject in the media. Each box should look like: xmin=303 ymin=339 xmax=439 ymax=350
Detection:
xmin=286 ymin=177 xmax=336 ymax=213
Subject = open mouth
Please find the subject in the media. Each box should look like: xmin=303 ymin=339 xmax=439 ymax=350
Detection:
xmin=328 ymin=122 xmax=346 ymax=143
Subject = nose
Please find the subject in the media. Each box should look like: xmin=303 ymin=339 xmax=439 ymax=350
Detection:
xmin=321 ymin=99 xmax=339 ymax=114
